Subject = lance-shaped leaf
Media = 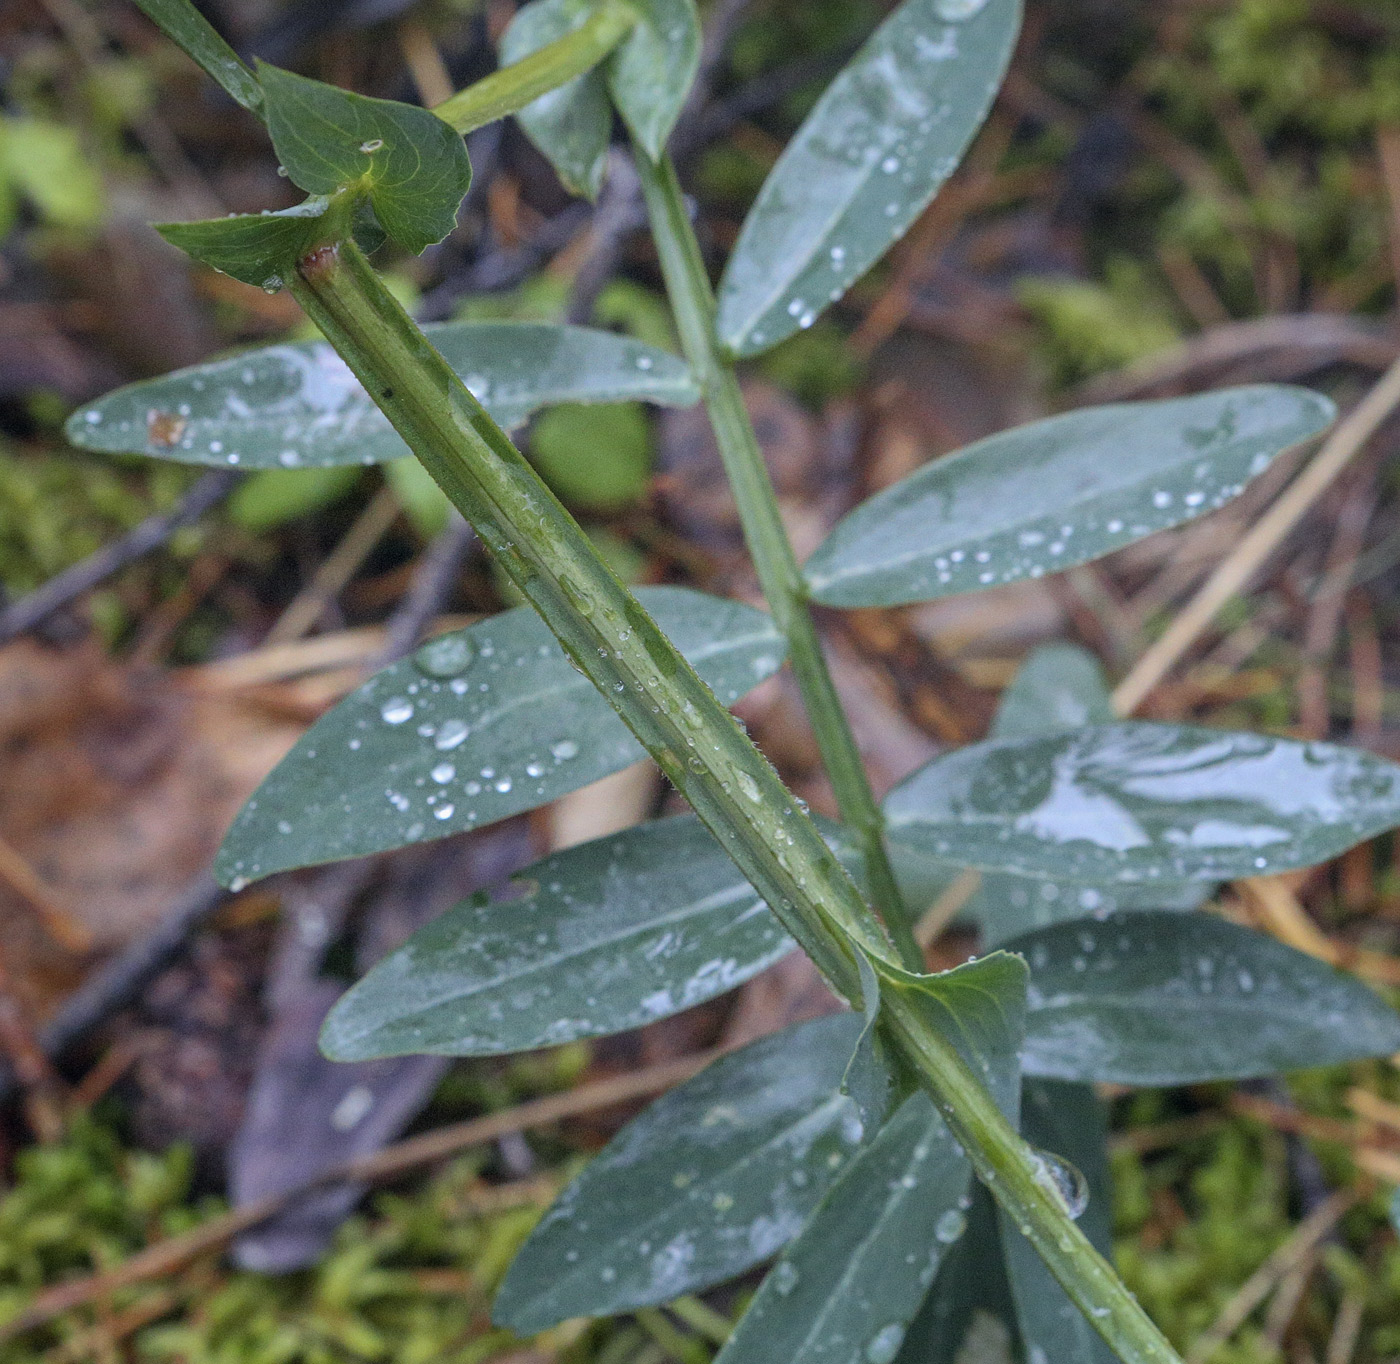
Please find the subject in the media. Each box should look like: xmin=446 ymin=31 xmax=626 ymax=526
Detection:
xmin=216 ymin=587 xmax=784 ymax=887
xmin=999 ymin=1081 xmax=1116 ymax=1364
xmin=321 ymin=814 xmax=866 ymax=1059
xmin=1013 ymin=911 xmax=1400 ymax=1085
xmin=715 ymin=1092 xmax=973 ymax=1364
xmin=884 ymin=722 xmax=1400 ymax=885
xmin=493 ymin=1012 xmax=886 ymax=1332
xmin=133 ymin=0 xmax=263 ymax=114
xmin=805 ymin=386 xmax=1336 ymax=607
xmin=715 ymin=0 xmax=1020 ymax=358
xmin=606 ymin=0 xmax=700 ymax=159
xmin=65 ymin=323 xmax=699 ymax=469
xmin=972 ymin=647 xmax=1208 ymax=947
xmin=258 ymin=64 xmax=472 ymax=253
xmin=717 ymin=954 xmax=1025 ymax=1364
xmin=501 ymin=0 xmax=614 ymax=201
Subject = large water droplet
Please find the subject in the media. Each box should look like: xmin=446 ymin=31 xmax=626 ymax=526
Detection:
xmin=416 ymin=633 xmax=476 ymax=678
xmin=865 ymin=1323 xmax=906 ymax=1364
xmin=1032 ymin=1148 xmax=1090 ymax=1220
xmin=435 ymin=719 xmax=469 ymax=750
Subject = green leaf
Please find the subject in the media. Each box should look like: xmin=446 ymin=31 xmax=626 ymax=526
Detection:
xmin=606 ymin=0 xmax=701 ymax=159
xmin=384 ymin=458 xmax=452 ymax=538
xmin=258 ymin=63 xmax=472 ymax=253
xmin=1013 ymin=911 xmax=1400 ymax=1085
xmin=715 ymin=0 xmax=1020 ymax=358
xmin=869 ymin=951 xmax=1027 ymax=1124
xmin=65 ymin=323 xmax=699 ymax=469
xmin=805 ymin=386 xmax=1336 ymax=607
xmin=843 ymin=952 xmax=895 ymax=1130
xmin=529 ymin=402 xmax=652 ymax=509
xmin=501 ymin=0 xmax=614 ymax=201
xmin=973 ymin=646 xmax=1207 ymax=948
xmin=884 ymin=722 xmax=1400 ymax=885
xmin=132 ymin=0 xmax=263 ymax=115
xmin=322 ymin=814 xmax=816 ymax=1060
xmin=493 ymin=1012 xmax=882 ymax=1332
xmin=156 ymin=197 xmax=338 ymax=292
xmin=227 ymin=465 xmax=363 ymax=533
xmin=998 ymin=1081 xmax=1116 ymax=1364
xmin=0 ymin=118 xmax=105 ymax=229
xmin=216 ymin=587 xmax=785 ymax=887
xmin=714 ymin=1092 xmax=973 ymax=1364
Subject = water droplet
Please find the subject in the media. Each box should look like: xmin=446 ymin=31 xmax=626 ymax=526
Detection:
xmin=935 ymin=1208 xmax=966 ymax=1243
xmin=380 ymin=697 xmax=414 ymax=725
xmin=635 ymin=355 xmax=653 ymax=370
xmin=278 ymin=449 xmax=300 ymax=466
xmin=416 ymin=633 xmax=476 ymax=678
xmin=525 ymin=761 xmax=546 ymax=778
xmin=430 ymin=762 xmax=455 ymax=784
xmin=434 ymin=719 xmax=469 ymax=750
xmin=360 ymin=138 xmax=384 ymax=153
xmin=434 ymin=803 xmax=455 ymax=820
xmin=737 ymin=772 xmax=761 ymax=802
xmin=865 ymin=1323 xmax=906 ymax=1363
xmin=551 ymin=739 xmax=579 ymax=761
xmin=494 ymin=776 xmax=512 ymax=793
xmin=770 ymin=1261 xmax=799 ymax=1296
xmin=1032 ymin=1149 xmax=1089 ymax=1219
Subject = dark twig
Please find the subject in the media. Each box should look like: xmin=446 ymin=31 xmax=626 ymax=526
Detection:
xmin=0 ymin=470 xmax=237 ymax=647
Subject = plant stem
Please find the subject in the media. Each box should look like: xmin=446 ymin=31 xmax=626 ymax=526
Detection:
xmin=432 ymin=3 xmax=635 ymax=134
xmin=287 ymin=239 xmax=1183 ymax=1364
xmin=633 ymin=148 xmax=923 ymax=970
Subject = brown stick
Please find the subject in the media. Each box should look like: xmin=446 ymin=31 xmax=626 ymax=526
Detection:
xmin=0 ymin=1048 xmax=719 ymax=1342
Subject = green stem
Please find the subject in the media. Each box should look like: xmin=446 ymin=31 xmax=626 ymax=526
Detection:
xmin=287 ymin=238 xmax=1183 ymax=1364
xmin=433 ymin=4 xmax=635 ymax=134
xmin=633 ymin=148 xmax=923 ymax=971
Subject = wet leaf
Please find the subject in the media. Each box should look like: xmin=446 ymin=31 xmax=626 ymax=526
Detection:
xmin=998 ymin=1080 xmax=1116 ymax=1364
xmin=884 ymin=722 xmax=1400 ymax=885
xmin=973 ymin=647 xmax=1207 ymax=948
xmin=715 ymin=0 xmax=1020 ymax=358
xmin=714 ymin=1092 xmax=973 ymax=1364
xmin=501 ymin=0 xmax=613 ymax=200
xmin=493 ymin=1012 xmax=881 ymax=1331
xmin=607 ymin=0 xmax=701 ymax=159
xmin=804 ymin=387 xmax=1336 ymax=607
xmin=258 ymin=63 xmax=472 ymax=253
xmin=132 ymin=0 xmax=263 ymax=114
xmin=156 ymin=198 xmax=337 ymax=292
xmin=321 ymin=814 xmax=822 ymax=1059
xmin=1013 ymin=911 xmax=1400 ymax=1084
xmin=66 ymin=324 xmax=699 ymax=469
xmin=216 ymin=587 xmax=784 ymax=886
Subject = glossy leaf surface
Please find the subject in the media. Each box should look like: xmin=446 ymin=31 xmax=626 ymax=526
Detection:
xmin=884 ymin=722 xmax=1400 ymax=885
xmin=805 ymin=387 xmax=1336 ymax=607
xmin=716 ymin=0 xmax=1020 ymax=357
xmin=999 ymin=1081 xmax=1116 ymax=1364
xmin=501 ymin=0 xmax=613 ymax=200
xmin=1014 ymin=911 xmax=1400 ymax=1084
xmin=66 ymin=324 xmax=698 ymax=469
xmin=493 ymin=1013 xmax=879 ymax=1331
xmin=715 ymin=1092 xmax=972 ymax=1364
xmin=133 ymin=0 xmax=263 ymax=113
xmin=973 ymin=647 xmax=1207 ymax=947
xmin=156 ymin=198 xmax=334 ymax=291
xmin=216 ymin=587 xmax=784 ymax=886
xmin=259 ymin=64 xmax=472 ymax=252
xmin=606 ymin=0 xmax=700 ymax=158
xmin=320 ymin=814 xmax=830 ymax=1059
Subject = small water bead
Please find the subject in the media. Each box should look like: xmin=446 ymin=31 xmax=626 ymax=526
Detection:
xmin=865 ymin=1324 xmax=906 ymax=1364
xmin=551 ymin=739 xmax=579 ymax=761
xmin=434 ymin=803 xmax=455 ymax=820
xmin=525 ymin=761 xmax=546 ymax=778
xmin=934 ymin=1207 xmax=967 ymax=1243
xmin=380 ymin=697 xmax=414 ymax=725
xmin=494 ymin=776 xmax=513 ymax=793
xmin=635 ymin=355 xmax=653 ymax=371
xmin=770 ymin=1261 xmax=800 ymax=1296
xmin=430 ymin=762 xmax=455 ymax=784
xmin=433 ymin=718 xmax=470 ymax=750
xmin=416 ymin=633 xmax=476 ymax=678
xmin=360 ymin=138 xmax=384 ymax=153
xmin=737 ymin=772 xmax=761 ymax=803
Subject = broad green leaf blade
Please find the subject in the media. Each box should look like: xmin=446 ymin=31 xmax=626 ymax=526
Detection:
xmin=156 ymin=197 xmax=335 ymax=291
xmin=133 ymin=0 xmax=263 ymax=115
xmin=1013 ymin=911 xmax=1400 ymax=1085
xmin=715 ymin=0 xmax=1020 ymax=358
xmin=990 ymin=644 xmax=1114 ymax=741
xmin=884 ymin=722 xmax=1400 ymax=885
xmin=321 ymin=814 xmax=820 ymax=1059
xmin=974 ymin=646 xmax=1208 ymax=947
xmin=65 ymin=323 xmax=699 ymax=469
xmin=715 ymin=1092 xmax=973 ymax=1364
xmin=606 ymin=0 xmax=701 ymax=159
xmin=804 ymin=387 xmax=1336 ymax=607
xmin=493 ymin=1012 xmax=880 ymax=1332
xmin=998 ymin=1081 xmax=1116 ymax=1364
xmin=216 ymin=588 xmax=784 ymax=887
xmin=501 ymin=0 xmax=613 ymax=200
xmin=870 ymin=951 xmax=1028 ymax=1123
xmin=258 ymin=64 xmax=472 ymax=253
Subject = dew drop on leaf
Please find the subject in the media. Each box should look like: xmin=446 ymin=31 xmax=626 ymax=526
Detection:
xmin=415 ymin=633 xmax=476 ymax=678
xmin=380 ymin=697 xmax=414 ymax=724
xmin=865 ymin=1323 xmax=906 ymax=1364
xmin=934 ymin=1207 xmax=967 ymax=1243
